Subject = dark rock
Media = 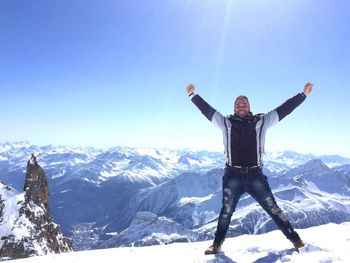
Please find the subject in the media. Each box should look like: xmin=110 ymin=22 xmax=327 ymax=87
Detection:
xmin=23 ymin=154 xmax=50 ymax=211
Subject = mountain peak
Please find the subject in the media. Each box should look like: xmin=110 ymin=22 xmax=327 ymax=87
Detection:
xmin=24 ymin=154 xmax=50 ymax=211
xmin=299 ymin=158 xmax=329 ymax=171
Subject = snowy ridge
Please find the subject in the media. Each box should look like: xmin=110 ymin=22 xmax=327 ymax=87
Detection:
xmin=264 ymin=150 xmax=350 ymax=171
xmin=0 ymin=182 xmax=46 ymax=251
xmin=0 ymin=142 xmax=224 ymax=187
xmin=0 ymin=183 xmax=25 ymax=248
xmin=0 ymin=181 xmax=72 ymax=259
xmin=5 ymin=222 xmax=350 ymax=263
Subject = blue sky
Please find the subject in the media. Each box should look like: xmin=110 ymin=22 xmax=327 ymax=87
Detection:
xmin=1 ymin=0 xmax=350 ymax=157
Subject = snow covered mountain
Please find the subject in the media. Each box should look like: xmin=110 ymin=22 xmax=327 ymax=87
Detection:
xmin=0 ymin=181 xmax=72 ymax=260
xmin=1 ymin=142 xmax=349 ymax=188
xmin=0 ymin=142 xmax=224 ymax=188
xmin=1 ymin=142 xmax=349 ymax=189
xmin=102 ymin=159 xmax=350 ymax=248
xmin=3 ymin=222 xmax=350 ymax=263
xmin=264 ymin=150 xmax=350 ymax=172
xmin=0 ymin=141 xmax=350 ymax=251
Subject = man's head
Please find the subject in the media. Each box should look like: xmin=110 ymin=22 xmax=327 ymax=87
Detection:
xmin=234 ymin=95 xmax=250 ymax=118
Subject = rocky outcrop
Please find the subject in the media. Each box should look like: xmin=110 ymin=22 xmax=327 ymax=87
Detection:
xmin=0 ymin=155 xmax=73 ymax=260
xmin=23 ymin=154 xmax=50 ymax=211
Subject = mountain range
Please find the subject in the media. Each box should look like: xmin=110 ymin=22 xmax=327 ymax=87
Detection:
xmin=0 ymin=141 xmax=349 ymax=251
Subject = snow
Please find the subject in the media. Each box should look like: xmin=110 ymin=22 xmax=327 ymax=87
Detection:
xmin=4 ymin=222 xmax=350 ymax=263
xmin=111 ymin=160 xmax=130 ymax=170
xmin=105 ymin=232 xmax=118 ymax=237
xmin=327 ymin=162 xmax=341 ymax=168
xmin=51 ymin=170 xmax=66 ymax=179
xmin=0 ymin=183 xmax=46 ymax=250
xmin=0 ymin=156 xmax=8 ymax=161
xmin=0 ymin=187 xmax=22 ymax=247
xmin=99 ymin=170 xmax=119 ymax=178
xmin=178 ymin=194 xmax=214 ymax=206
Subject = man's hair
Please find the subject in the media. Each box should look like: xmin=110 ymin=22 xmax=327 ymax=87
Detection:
xmin=234 ymin=95 xmax=250 ymax=107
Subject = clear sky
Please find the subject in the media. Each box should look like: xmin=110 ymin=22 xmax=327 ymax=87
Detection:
xmin=1 ymin=0 xmax=350 ymax=157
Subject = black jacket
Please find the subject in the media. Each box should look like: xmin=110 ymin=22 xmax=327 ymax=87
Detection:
xmin=190 ymin=93 xmax=306 ymax=167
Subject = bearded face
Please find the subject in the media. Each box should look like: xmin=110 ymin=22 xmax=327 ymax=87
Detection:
xmin=234 ymin=96 xmax=250 ymax=118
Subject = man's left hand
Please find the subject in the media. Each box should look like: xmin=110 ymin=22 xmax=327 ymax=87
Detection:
xmin=303 ymin=82 xmax=314 ymax=96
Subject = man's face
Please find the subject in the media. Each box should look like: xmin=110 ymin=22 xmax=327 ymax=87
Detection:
xmin=234 ymin=97 xmax=250 ymax=118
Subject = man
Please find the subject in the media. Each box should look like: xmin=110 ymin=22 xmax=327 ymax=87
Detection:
xmin=186 ymin=82 xmax=313 ymax=255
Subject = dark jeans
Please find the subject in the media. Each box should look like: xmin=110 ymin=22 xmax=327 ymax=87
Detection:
xmin=214 ymin=166 xmax=301 ymax=245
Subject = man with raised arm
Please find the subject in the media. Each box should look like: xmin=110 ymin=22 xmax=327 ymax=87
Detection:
xmin=186 ymin=82 xmax=313 ymax=255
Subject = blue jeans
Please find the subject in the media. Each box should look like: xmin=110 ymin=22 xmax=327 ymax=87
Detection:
xmin=214 ymin=166 xmax=301 ymax=245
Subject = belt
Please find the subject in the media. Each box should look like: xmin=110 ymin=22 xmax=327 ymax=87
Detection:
xmin=226 ymin=165 xmax=262 ymax=174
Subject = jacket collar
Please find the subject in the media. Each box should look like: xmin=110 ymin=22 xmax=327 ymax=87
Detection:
xmin=229 ymin=112 xmax=254 ymax=121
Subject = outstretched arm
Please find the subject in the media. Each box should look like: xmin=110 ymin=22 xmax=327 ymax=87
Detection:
xmin=276 ymin=82 xmax=314 ymax=121
xmin=186 ymin=84 xmax=226 ymax=128
xmin=262 ymin=82 xmax=314 ymax=128
xmin=186 ymin=84 xmax=216 ymax=121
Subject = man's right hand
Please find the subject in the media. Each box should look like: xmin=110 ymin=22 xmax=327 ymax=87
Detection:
xmin=186 ymin=84 xmax=195 ymax=96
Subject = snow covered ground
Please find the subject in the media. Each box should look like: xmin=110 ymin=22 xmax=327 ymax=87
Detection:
xmin=5 ymin=222 xmax=350 ymax=263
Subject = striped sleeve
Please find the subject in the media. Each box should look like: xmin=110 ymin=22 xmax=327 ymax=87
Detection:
xmin=262 ymin=110 xmax=279 ymax=129
xmin=191 ymin=94 xmax=226 ymax=129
